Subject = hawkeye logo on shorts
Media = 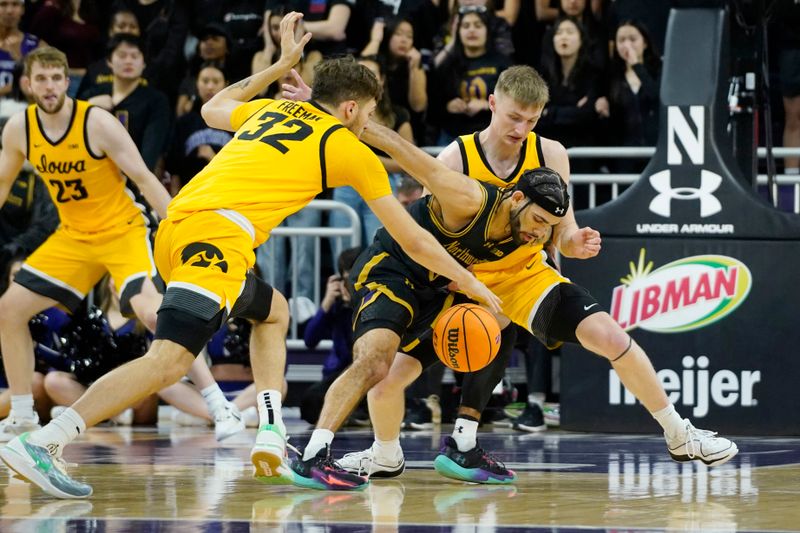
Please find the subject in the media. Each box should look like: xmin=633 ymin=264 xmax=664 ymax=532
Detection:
xmin=181 ymin=242 xmax=229 ymax=273
xmin=609 ymin=249 xmax=751 ymax=333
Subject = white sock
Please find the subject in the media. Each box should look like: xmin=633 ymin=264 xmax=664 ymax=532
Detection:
xmin=452 ymin=417 xmax=479 ymax=451
xmin=373 ymin=437 xmax=401 ymax=460
xmin=201 ymin=384 xmax=227 ymax=418
xmin=528 ymin=393 xmax=545 ymax=408
xmin=652 ymin=404 xmax=686 ymax=439
xmin=257 ymin=390 xmax=285 ymax=434
xmin=28 ymin=407 xmax=86 ymax=456
xmin=303 ymin=428 xmax=334 ymax=460
xmin=10 ymin=394 xmax=35 ymax=419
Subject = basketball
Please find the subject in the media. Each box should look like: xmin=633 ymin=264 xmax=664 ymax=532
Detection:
xmin=432 ymin=303 xmax=501 ymax=372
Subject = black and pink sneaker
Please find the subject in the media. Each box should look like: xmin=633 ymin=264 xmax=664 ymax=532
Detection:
xmin=290 ymin=445 xmax=369 ymax=491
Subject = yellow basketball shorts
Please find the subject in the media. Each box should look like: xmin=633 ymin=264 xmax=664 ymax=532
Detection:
xmin=473 ymin=248 xmax=568 ymax=333
xmin=154 ymin=211 xmax=257 ymax=320
xmin=16 ymin=219 xmax=156 ymax=314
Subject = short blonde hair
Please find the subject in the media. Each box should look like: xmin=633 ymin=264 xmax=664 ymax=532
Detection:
xmin=495 ymin=65 xmax=549 ymax=107
xmin=23 ymin=47 xmax=69 ymax=78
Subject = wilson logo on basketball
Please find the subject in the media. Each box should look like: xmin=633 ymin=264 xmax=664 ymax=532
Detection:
xmin=446 ymin=329 xmax=461 ymax=369
xmin=609 ymin=249 xmax=752 ymax=333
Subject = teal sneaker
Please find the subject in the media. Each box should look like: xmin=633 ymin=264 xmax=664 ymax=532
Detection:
xmin=433 ymin=437 xmax=516 ymax=484
xmin=251 ymin=424 xmax=294 ymax=485
xmin=0 ymin=433 xmax=92 ymax=499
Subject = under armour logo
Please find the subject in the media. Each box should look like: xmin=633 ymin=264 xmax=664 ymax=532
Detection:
xmin=648 ymin=170 xmax=722 ymax=218
xmin=456 ymin=425 xmax=463 ymax=433
xmin=554 ymin=206 xmax=565 ymax=215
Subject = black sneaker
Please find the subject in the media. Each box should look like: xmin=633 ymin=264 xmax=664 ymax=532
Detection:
xmin=290 ymin=446 xmax=369 ymax=491
xmin=402 ymin=398 xmax=432 ymax=430
xmin=512 ymin=403 xmax=546 ymax=433
xmin=433 ymin=436 xmax=516 ymax=484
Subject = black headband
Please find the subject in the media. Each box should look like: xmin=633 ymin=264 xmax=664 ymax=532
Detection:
xmin=516 ymin=183 xmax=569 ymax=217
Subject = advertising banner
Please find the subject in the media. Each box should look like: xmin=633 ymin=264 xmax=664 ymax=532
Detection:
xmin=561 ymin=241 xmax=800 ymax=435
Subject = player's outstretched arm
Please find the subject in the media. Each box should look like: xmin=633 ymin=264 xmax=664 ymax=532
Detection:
xmin=362 ymin=122 xmax=483 ymax=216
xmin=0 ymin=113 xmax=29 ymax=206
xmin=89 ymin=108 xmax=171 ymax=219
xmin=366 ymin=194 xmax=502 ymax=313
xmin=202 ymin=12 xmax=311 ymax=131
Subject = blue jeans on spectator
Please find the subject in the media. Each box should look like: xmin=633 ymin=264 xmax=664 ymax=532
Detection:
xmin=256 ymin=207 xmax=322 ymax=301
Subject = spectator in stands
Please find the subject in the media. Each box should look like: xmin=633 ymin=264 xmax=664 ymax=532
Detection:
xmin=30 ymin=0 xmax=102 ymax=94
xmin=84 ymin=33 xmax=171 ymax=172
xmin=213 ymin=1 xmax=264 ymax=83
xmin=429 ymin=6 xmax=511 ymax=145
xmin=111 ymin=0 xmax=189 ymax=105
xmin=777 ymin=1 xmax=800 ymax=177
xmin=433 ymin=0 xmax=515 ymax=68
xmin=176 ymin=22 xmax=232 ymax=116
xmin=251 ymin=8 xmax=283 ymax=80
xmin=327 ymin=54 xmax=414 ymax=261
xmin=538 ymin=0 xmax=608 ymax=74
xmin=0 ymin=0 xmax=43 ymax=100
xmin=300 ymin=247 xmax=362 ymax=425
xmin=601 ymin=20 xmax=661 ymax=172
xmin=396 ymin=175 xmax=423 ymax=208
xmin=537 ymin=16 xmax=601 ymax=152
xmin=0 ymin=168 xmax=58 ymax=282
xmin=166 ymin=62 xmax=232 ymax=193
xmin=77 ymin=8 xmax=141 ymax=99
xmin=363 ymin=17 xmax=427 ymax=140
xmin=265 ymin=0 xmax=353 ymax=82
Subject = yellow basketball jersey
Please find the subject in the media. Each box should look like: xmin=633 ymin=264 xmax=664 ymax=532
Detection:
xmin=26 ymin=100 xmax=142 ymax=234
xmin=168 ymin=98 xmax=391 ymax=246
xmin=455 ymin=131 xmax=543 ymax=189
xmin=459 ymin=131 xmax=548 ymax=272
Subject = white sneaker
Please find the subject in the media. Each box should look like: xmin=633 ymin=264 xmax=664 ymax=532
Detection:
xmin=666 ymin=419 xmax=738 ymax=466
xmin=250 ymin=424 xmax=293 ymax=484
xmin=339 ymin=445 xmax=405 ymax=478
xmin=241 ymin=406 xmax=259 ymax=428
xmin=0 ymin=414 xmax=41 ymax=443
xmin=111 ymin=408 xmax=134 ymax=426
xmin=214 ymin=403 xmax=245 ymax=441
xmin=172 ymin=409 xmax=210 ymax=427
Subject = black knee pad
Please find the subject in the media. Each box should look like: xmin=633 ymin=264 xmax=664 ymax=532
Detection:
xmin=459 ymin=325 xmax=517 ymax=412
xmin=154 ymin=307 xmax=225 ymax=356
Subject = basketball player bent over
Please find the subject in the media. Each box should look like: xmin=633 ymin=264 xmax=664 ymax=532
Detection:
xmin=0 ymin=12 xmax=499 ymax=499
xmin=339 ymin=66 xmax=737 ymax=484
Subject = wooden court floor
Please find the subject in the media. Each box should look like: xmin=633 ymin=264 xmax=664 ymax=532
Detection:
xmin=1 ymin=418 xmax=800 ymax=532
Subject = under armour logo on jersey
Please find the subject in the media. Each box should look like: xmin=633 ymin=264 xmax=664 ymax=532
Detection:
xmin=648 ymin=170 xmax=722 ymax=218
xmin=181 ymin=242 xmax=229 ymax=273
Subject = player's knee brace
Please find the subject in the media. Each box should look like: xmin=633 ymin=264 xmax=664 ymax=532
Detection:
xmin=459 ymin=325 xmax=518 ymax=412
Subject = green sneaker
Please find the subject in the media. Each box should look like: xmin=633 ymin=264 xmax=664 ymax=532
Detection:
xmin=0 ymin=433 xmax=92 ymax=499
xmin=251 ymin=424 xmax=294 ymax=485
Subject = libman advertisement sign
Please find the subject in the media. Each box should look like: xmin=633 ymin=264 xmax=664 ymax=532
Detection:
xmin=609 ymin=250 xmax=752 ymax=333
xmin=560 ymin=239 xmax=800 ymax=435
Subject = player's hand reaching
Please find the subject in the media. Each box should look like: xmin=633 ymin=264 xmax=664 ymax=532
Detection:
xmin=455 ymin=275 xmax=502 ymax=314
xmin=564 ymin=226 xmax=601 ymax=259
xmin=281 ymin=68 xmax=312 ymax=101
xmin=279 ymin=12 xmax=312 ymax=67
